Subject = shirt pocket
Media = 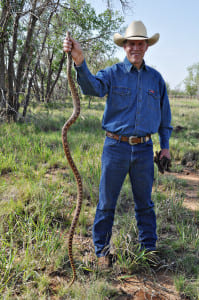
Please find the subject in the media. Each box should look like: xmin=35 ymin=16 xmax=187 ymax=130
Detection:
xmin=112 ymin=86 xmax=132 ymax=110
xmin=146 ymin=89 xmax=160 ymax=111
xmin=147 ymin=89 xmax=160 ymax=99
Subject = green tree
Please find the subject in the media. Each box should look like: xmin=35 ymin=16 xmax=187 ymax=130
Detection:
xmin=0 ymin=0 xmax=60 ymax=121
xmin=33 ymin=0 xmax=124 ymax=103
xmin=165 ymin=82 xmax=170 ymax=95
xmin=0 ymin=0 xmax=124 ymax=121
xmin=184 ymin=63 xmax=199 ymax=97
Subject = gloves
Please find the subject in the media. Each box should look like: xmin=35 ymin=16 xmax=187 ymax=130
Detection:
xmin=154 ymin=151 xmax=172 ymax=174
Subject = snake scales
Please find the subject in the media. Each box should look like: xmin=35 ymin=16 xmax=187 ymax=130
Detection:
xmin=62 ymin=32 xmax=83 ymax=287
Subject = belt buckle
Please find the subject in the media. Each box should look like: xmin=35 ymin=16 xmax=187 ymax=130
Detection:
xmin=129 ymin=136 xmax=138 ymax=145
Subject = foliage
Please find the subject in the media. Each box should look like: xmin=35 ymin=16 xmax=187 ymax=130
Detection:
xmin=0 ymin=0 xmax=124 ymax=122
xmin=165 ymin=81 xmax=170 ymax=95
xmin=184 ymin=62 xmax=199 ymax=96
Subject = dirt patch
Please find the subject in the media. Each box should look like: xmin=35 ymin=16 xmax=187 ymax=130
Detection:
xmin=49 ymin=165 xmax=199 ymax=299
xmin=114 ymin=273 xmax=180 ymax=299
xmin=58 ymin=235 xmax=181 ymax=299
xmin=171 ymin=168 xmax=199 ymax=211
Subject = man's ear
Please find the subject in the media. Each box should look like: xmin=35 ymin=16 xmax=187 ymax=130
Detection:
xmin=123 ymin=41 xmax=127 ymax=51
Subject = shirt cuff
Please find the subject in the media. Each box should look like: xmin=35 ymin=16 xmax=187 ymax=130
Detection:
xmin=74 ymin=59 xmax=86 ymax=70
xmin=159 ymin=137 xmax=169 ymax=149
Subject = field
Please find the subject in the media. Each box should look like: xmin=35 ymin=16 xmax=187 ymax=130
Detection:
xmin=0 ymin=96 xmax=199 ymax=299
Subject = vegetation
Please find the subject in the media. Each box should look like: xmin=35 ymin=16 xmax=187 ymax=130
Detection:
xmin=0 ymin=96 xmax=199 ymax=299
xmin=0 ymin=1 xmax=199 ymax=299
xmin=184 ymin=63 xmax=199 ymax=97
xmin=0 ymin=0 xmax=124 ymax=121
xmin=1 ymin=0 xmax=198 ymax=123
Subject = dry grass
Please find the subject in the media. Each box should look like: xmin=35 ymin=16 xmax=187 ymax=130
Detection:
xmin=0 ymin=97 xmax=198 ymax=299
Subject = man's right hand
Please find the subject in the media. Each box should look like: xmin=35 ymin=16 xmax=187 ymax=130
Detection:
xmin=63 ymin=34 xmax=85 ymax=66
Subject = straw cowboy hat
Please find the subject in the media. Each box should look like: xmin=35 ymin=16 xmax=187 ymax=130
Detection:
xmin=113 ymin=20 xmax=160 ymax=47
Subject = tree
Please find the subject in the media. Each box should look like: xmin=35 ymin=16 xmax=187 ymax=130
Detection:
xmin=0 ymin=0 xmax=60 ymax=121
xmin=0 ymin=0 xmax=124 ymax=122
xmin=184 ymin=63 xmax=199 ymax=97
xmin=165 ymin=82 xmax=170 ymax=95
xmin=32 ymin=0 xmax=123 ymax=104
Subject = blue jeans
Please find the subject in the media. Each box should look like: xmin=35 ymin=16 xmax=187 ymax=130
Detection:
xmin=93 ymin=137 xmax=157 ymax=257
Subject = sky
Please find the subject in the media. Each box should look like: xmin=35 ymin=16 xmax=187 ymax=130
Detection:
xmin=87 ymin=0 xmax=199 ymax=90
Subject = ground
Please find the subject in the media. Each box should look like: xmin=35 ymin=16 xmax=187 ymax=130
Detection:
xmin=113 ymin=166 xmax=198 ymax=300
xmin=115 ymin=168 xmax=198 ymax=300
xmin=48 ymin=164 xmax=198 ymax=299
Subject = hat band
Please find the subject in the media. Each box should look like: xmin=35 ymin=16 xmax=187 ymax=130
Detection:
xmin=126 ymin=35 xmax=148 ymax=39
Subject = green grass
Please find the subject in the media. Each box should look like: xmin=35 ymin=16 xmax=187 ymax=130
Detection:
xmin=0 ymin=97 xmax=199 ymax=299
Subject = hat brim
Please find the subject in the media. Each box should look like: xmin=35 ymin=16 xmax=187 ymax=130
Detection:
xmin=113 ymin=33 xmax=160 ymax=47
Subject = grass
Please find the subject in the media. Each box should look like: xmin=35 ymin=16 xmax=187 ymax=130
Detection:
xmin=0 ymin=97 xmax=199 ymax=299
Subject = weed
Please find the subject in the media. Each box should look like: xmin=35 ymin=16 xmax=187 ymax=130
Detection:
xmin=0 ymin=98 xmax=199 ymax=299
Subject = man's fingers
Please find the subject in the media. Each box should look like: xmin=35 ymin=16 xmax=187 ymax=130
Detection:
xmin=63 ymin=42 xmax=72 ymax=52
xmin=63 ymin=36 xmax=73 ymax=52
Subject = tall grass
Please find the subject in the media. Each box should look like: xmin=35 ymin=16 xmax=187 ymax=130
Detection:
xmin=0 ymin=97 xmax=199 ymax=299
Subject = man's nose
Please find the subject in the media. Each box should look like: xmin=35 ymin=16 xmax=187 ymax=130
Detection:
xmin=133 ymin=44 xmax=140 ymax=50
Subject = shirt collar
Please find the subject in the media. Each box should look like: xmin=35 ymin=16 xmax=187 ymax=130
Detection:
xmin=123 ymin=56 xmax=148 ymax=72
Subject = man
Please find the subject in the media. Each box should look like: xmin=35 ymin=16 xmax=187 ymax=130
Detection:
xmin=63 ymin=20 xmax=172 ymax=267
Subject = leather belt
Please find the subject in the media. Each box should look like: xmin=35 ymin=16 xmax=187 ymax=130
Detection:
xmin=106 ymin=131 xmax=151 ymax=145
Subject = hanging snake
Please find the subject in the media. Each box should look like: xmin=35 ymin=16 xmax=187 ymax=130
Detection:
xmin=62 ymin=32 xmax=83 ymax=287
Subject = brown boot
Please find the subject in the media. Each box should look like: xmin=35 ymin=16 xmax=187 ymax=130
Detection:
xmin=97 ymin=255 xmax=112 ymax=270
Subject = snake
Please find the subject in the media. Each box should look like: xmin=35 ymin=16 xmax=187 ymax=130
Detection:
xmin=62 ymin=32 xmax=83 ymax=287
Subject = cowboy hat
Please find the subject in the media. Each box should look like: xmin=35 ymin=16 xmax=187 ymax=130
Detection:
xmin=113 ymin=20 xmax=160 ymax=47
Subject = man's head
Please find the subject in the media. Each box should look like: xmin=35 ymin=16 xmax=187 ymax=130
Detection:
xmin=113 ymin=20 xmax=159 ymax=68
xmin=123 ymin=39 xmax=148 ymax=69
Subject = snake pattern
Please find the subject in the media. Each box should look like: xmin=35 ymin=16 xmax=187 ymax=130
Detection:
xmin=62 ymin=33 xmax=83 ymax=287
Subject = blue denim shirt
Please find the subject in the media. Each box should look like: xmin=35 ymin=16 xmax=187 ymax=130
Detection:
xmin=75 ymin=57 xmax=172 ymax=149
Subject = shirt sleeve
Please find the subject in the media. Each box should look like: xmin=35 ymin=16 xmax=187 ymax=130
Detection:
xmin=158 ymin=77 xmax=173 ymax=149
xmin=74 ymin=59 xmax=110 ymax=97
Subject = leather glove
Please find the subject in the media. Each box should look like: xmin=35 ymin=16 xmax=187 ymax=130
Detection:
xmin=154 ymin=151 xmax=172 ymax=174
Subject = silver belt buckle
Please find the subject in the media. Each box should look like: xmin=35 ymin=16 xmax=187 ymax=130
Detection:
xmin=129 ymin=136 xmax=138 ymax=145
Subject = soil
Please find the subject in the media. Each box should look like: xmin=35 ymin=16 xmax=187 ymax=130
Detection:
xmin=112 ymin=166 xmax=199 ymax=300
xmin=47 ymin=164 xmax=199 ymax=299
xmin=172 ymin=168 xmax=199 ymax=211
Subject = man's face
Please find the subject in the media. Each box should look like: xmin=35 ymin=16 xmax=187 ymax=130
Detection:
xmin=123 ymin=40 xmax=148 ymax=69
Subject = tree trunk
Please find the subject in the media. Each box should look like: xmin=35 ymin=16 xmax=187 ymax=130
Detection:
xmin=0 ymin=1 xmax=11 ymax=114
xmin=45 ymin=52 xmax=66 ymax=103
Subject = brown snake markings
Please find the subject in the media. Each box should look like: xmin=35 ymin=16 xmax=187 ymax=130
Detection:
xmin=62 ymin=33 xmax=83 ymax=287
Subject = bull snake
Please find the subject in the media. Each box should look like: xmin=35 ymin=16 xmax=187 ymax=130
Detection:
xmin=62 ymin=32 xmax=83 ymax=287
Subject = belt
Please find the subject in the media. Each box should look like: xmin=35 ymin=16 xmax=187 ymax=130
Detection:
xmin=106 ymin=131 xmax=151 ymax=145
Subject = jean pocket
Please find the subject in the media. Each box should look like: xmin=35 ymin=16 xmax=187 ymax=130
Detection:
xmin=104 ymin=136 xmax=118 ymax=146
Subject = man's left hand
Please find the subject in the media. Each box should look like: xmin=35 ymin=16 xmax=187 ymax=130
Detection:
xmin=154 ymin=149 xmax=172 ymax=174
xmin=160 ymin=148 xmax=171 ymax=160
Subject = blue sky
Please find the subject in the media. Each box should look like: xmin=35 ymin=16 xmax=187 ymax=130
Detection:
xmin=87 ymin=0 xmax=199 ymax=90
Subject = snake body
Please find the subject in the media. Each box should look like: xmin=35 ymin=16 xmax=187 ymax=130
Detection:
xmin=62 ymin=35 xmax=83 ymax=287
